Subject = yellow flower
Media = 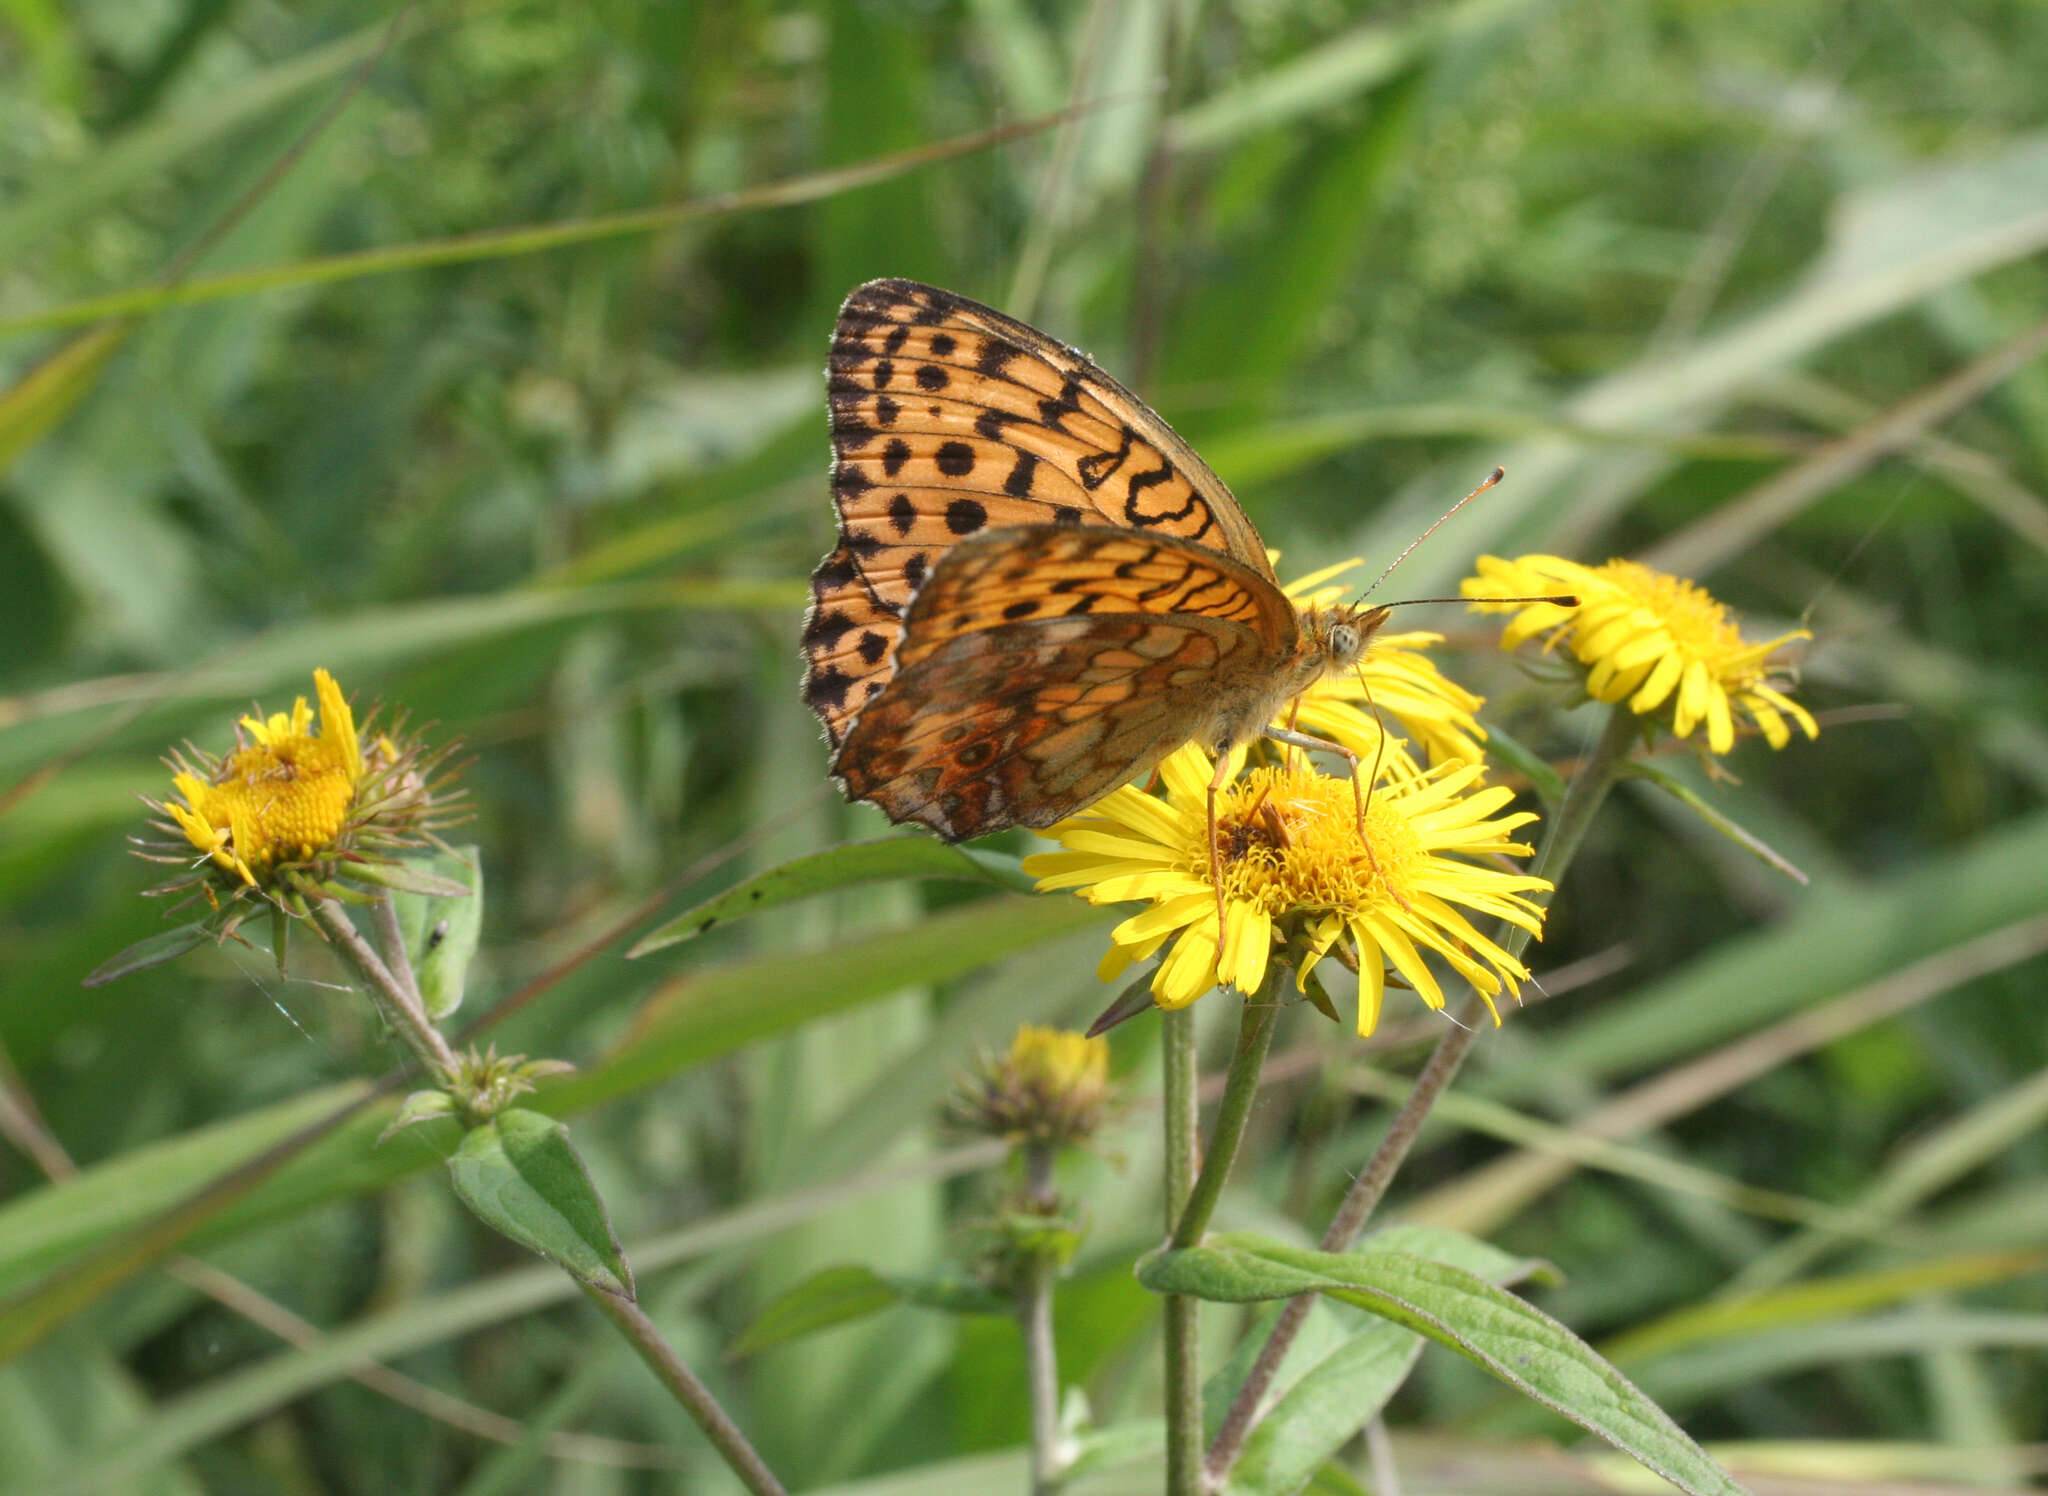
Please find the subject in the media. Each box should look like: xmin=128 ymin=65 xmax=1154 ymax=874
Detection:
xmin=955 ymin=1025 xmax=1115 ymax=1147
xmin=133 ymin=668 xmax=463 ymax=926
xmin=1463 ymin=554 xmax=1819 ymax=754
xmin=169 ymin=669 xmax=362 ymax=881
xmin=1283 ymin=558 xmax=1488 ymax=768
xmin=1024 ymin=745 xmax=1551 ymax=1035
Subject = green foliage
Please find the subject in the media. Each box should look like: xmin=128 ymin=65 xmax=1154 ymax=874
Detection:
xmin=4 ymin=0 xmax=2047 ymax=1491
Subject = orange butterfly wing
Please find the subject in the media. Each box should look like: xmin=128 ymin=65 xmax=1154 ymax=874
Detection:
xmin=801 ymin=279 xmax=1273 ymax=746
xmin=830 ymin=527 xmax=1302 ymax=839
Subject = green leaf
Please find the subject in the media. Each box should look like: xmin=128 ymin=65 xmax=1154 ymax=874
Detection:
xmin=729 ymin=1264 xmax=903 ymax=1358
xmin=0 ymin=325 xmax=129 ymax=482
xmin=629 ymin=838 xmax=1029 ymax=956
xmin=1139 ymin=1236 xmax=1748 ymax=1496
xmin=78 ymin=921 xmax=211 ymax=988
xmin=1622 ymin=760 xmax=1809 ymax=884
xmin=343 ymin=859 xmax=474 ymax=899
xmin=445 ymin=1109 xmax=632 ymax=1298
xmin=1216 ymin=1227 xmax=1554 ymax=1496
xmin=377 ymin=1089 xmax=458 ymax=1144
xmin=385 ymin=846 xmax=483 ymax=1020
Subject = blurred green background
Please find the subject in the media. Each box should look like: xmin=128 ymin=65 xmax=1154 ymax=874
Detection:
xmin=4 ymin=1 xmax=2048 ymax=1491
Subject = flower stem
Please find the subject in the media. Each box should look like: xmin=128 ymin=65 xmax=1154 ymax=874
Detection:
xmin=580 ymin=1282 xmax=790 ymax=1496
xmin=1203 ymin=704 xmax=1639 ymax=1485
xmin=312 ymin=897 xmax=459 ymax=1078
xmin=1173 ymin=979 xmax=1282 ymax=1249
xmin=1160 ymin=1003 xmax=1202 ymax=1496
xmin=1022 ymin=1143 xmax=1065 ymax=1496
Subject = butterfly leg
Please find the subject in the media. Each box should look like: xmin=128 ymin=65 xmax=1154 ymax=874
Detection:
xmin=1206 ymin=748 xmax=1237 ymax=947
xmin=1261 ymin=726 xmax=1410 ymax=913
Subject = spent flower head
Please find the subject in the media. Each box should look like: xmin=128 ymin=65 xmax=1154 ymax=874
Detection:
xmin=1463 ymin=555 xmax=1818 ymax=755
xmin=1025 ymin=744 xmax=1551 ymax=1035
xmin=953 ymin=1025 xmax=1116 ymax=1149
xmin=134 ymin=668 xmax=465 ymax=939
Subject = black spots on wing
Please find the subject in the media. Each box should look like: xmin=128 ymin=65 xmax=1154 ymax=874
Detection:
xmin=874 ymin=394 xmax=900 ymax=426
xmin=1063 ymin=591 xmax=1101 ymax=616
xmin=882 ymin=438 xmax=911 ymax=477
xmin=834 ymin=464 xmax=873 ymax=495
xmin=883 ymin=323 xmax=910 ymax=355
xmin=888 ymin=492 xmax=916 ymax=534
xmin=812 ymin=550 xmax=857 ymax=590
xmin=945 ymin=497 xmax=988 ymax=535
xmin=872 ymin=359 xmax=894 ymax=389
xmin=1003 ymin=599 xmax=1039 ymax=620
xmin=975 ymin=408 xmax=1013 ymax=440
xmin=1004 ymin=450 xmax=1038 ymax=497
xmin=856 ymin=631 xmax=889 ymax=665
xmin=805 ymin=664 xmax=853 ymax=711
xmin=1052 ymin=505 xmax=1082 ymax=525
xmin=803 ymin=608 xmax=854 ymax=650
xmin=976 ymin=340 xmax=1016 ymax=378
xmin=915 ymin=364 xmax=948 ymax=392
xmin=1039 ymin=375 xmax=1084 ymax=430
xmin=836 ymin=419 xmax=876 ymax=449
xmin=904 ymin=552 xmax=929 ymax=591
xmin=846 ymin=529 xmax=883 ymax=559
xmin=911 ymin=299 xmax=949 ymax=326
xmin=935 ymin=441 xmax=976 ymax=477
xmin=929 ymin=332 xmax=956 ymax=357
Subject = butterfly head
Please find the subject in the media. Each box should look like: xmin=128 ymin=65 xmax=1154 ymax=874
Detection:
xmin=1309 ymin=603 xmax=1393 ymax=671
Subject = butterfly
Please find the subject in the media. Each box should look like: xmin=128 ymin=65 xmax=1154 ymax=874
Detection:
xmin=800 ymin=279 xmax=1395 ymax=882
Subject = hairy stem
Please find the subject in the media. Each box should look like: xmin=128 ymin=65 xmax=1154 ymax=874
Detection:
xmin=1161 ymin=1003 xmax=1202 ymax=1496
xmin=1174 ymin=980 xmax=1283 ymax=1249
xmin=1022 ymin=1143 xmax=1065 ymax=1495
xmin=312 ymin=897 xmax=459 ymax=1078
xmin=581 ymin=1283 xmax=790 ymax=1496
xmin=1204 ymin=704 xmax=1639 ymax=1483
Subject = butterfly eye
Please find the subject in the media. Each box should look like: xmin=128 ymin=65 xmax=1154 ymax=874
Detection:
xmin=1325 ymin=622 xmax=1360 ymax=663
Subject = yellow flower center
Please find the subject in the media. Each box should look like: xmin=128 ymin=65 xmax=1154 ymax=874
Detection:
xmin=1204 ymin=762 xmax=1421 ymax=918
xmin=186 ymin=733 xmax=357 ymax=869
xmin=1594 ymin=559 xmax=1747 ymax=673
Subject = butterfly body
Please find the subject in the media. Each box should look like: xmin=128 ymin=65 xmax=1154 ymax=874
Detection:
xmin=803 ymin=279 xmax=1386 ymax=842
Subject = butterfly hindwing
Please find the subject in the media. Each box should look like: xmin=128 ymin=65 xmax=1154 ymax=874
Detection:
xmin=830 ymin=607 xmax=1263 ymax=839
xmin=890 ymin=525 xmax=1297 ymax=671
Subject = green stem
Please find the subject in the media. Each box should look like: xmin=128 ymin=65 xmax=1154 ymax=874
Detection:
xmin=1160 ymin=1004 xmax=1202 ymax=1496
xmin=580 ymin=1283 xmax=790 ymax=1496
xmin=1203 ymin=704 xmax=1640 ymax=1486
xmin=1173 ymin=980 xmax=1283 ymax=1250
xmin=1022 ymin=1143 xmax=1065 ymax=1496
xmin=312 ymin=897 xmax=459 ymax=1078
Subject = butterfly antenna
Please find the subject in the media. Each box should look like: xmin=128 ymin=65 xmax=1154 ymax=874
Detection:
xmin=1359 ymin=467 xmax=1504 ymax=601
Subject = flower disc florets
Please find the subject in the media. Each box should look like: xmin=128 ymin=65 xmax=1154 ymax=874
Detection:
xmin=134 ymin=668 xmax=465 ymax=933
xmin=1463 ymin=554 xmax=1819 ymax=755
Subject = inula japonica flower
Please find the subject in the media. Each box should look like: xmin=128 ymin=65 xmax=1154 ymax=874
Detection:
xmin=1464 ymin=555 xmax=1819 ymax=755
xmin=131 ymin=668 xmax=464 ymax=944
xmin=1025 ymin=744 xmax=1551 ymax=1034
